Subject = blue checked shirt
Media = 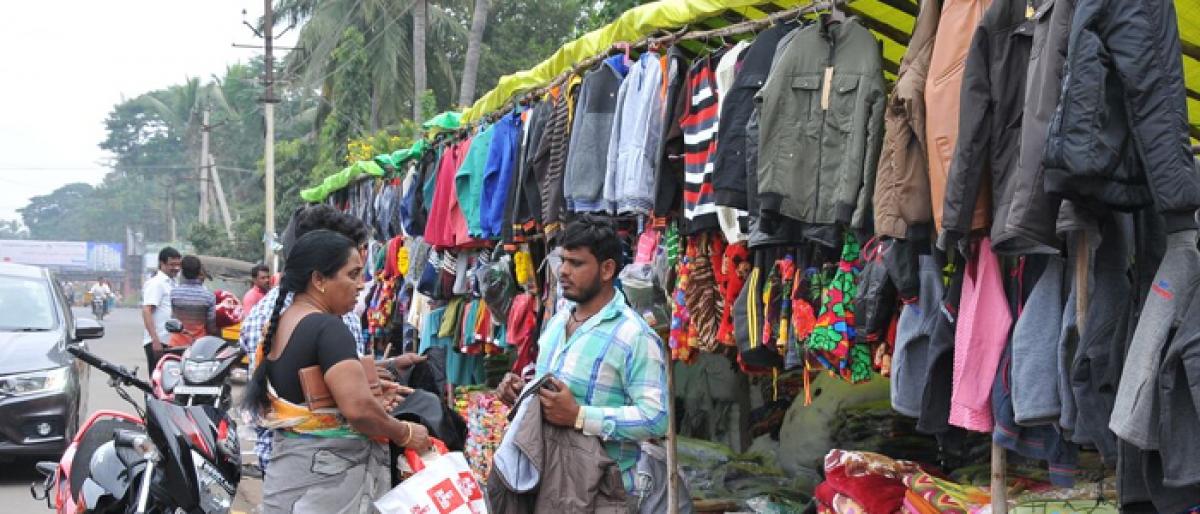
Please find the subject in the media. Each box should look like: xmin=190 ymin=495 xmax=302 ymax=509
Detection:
xmin=239 ymin=286 xmax=366 ymax=470
xmin=534 ymin=289 xmax=669 ymax=490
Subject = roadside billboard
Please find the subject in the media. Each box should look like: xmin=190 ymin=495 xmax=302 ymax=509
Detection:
xmin=0 ymin=240 xmax=124 ymax=271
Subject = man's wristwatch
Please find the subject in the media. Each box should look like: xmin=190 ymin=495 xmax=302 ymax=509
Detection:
xmin=574 ymin=408 xmax=586 ymax=431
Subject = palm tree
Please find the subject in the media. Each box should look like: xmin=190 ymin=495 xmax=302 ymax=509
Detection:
xmin=413 ymin=0 xmax=428 ymax=121
xmin=137 ymin=78 xmax=234 ymax=237
xmin=458 ymin=0 xmax=490 ymax=107
xmin=279 ymin=0 xmax=466 ymax=127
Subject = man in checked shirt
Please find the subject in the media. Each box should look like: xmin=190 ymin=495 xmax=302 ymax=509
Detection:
xmin=497 ymin=214 xmax=669 ymax=493
xmin=240 ymin=205 xmax=423 ymax=473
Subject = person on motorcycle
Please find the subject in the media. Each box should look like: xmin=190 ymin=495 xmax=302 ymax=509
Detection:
xmin=89 ymin=278 xmax=111 ymax=319
xmin=168 ymin=255 xmax=218 ymax=348
xmin=243 ymin=229 xmax=429 ymax=513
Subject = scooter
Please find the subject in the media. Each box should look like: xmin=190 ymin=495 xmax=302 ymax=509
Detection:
xmin=32 ymin=345 xmax=240 ymax=514
xmin=154 ymin=320 xmax=244 ymax=411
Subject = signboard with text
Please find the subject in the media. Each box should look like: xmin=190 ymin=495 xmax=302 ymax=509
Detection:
xmin=0 ymin=240 xmax=123 ymax=271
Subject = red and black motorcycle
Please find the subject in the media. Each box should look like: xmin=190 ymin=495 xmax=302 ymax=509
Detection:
xmin=31 ymin=345 xmax=240 ymax=514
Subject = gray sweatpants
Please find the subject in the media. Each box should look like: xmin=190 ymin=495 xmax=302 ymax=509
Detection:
xmin=263 ymin=434 xmax=390 ymax=514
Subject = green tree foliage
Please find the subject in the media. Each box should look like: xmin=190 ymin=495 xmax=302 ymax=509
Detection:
xmin=0 ymin=220 xmax=28 ymax=239
xmin=315 ymin=26 xmax=372 ymax=182
xmin=18 ymin=0 xmax=645 ymax=260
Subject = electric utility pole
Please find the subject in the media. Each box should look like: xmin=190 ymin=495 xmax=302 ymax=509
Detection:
xmin=238 ymin=2 xmax=290 ymax=273
xmin=262 ymin=0 xmax=278 ymax=273
xmin=199 ymin=107 xmax=211 ymax=225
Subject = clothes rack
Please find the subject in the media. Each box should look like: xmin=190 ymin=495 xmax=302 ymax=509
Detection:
xmin=469 ymin=0 xmax=838 ymax=129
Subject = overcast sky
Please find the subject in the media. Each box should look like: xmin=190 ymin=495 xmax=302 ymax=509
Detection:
xmin=0 ymin=1 xmax=299 ymax=222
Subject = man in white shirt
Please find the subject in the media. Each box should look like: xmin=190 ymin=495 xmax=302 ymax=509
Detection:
xmin=142 ymin=247 xmax=182 ymax=373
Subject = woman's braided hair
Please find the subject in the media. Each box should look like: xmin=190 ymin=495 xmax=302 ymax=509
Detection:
xmin=242 ymin=229 xmax=358 ymax=415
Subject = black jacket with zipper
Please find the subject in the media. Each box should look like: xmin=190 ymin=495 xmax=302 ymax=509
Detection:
xmin=1042 ymin=0 xmax=1199 ymax=233
xmin=939 ymin=0 xmax=1034 ymax=251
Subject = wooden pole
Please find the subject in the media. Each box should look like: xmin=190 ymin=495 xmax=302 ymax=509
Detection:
xmin=666 ymin=353 xmax=679 ymax=514
xmin=990 ymin=443 xmax=1007 ymax=512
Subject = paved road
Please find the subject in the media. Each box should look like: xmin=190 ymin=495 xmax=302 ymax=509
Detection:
xmin=0 ymin=307 xmax=262 ymax=513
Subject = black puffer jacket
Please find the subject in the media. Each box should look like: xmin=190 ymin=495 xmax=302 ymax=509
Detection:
xmin=1042 ymin=0 xmax=1199 ymax=233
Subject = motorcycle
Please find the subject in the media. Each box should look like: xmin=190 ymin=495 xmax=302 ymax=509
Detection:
xmin=90 ymin=296 xmax=107 ymax=321
xmin=155 ymin=320 xmax=244 ymax=411
xmin=31 ymin=345 xmax=241 ymax=514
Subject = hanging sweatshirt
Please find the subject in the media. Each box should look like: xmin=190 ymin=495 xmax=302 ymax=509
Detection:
xmin=680 ymin=54 xmax=722 ymax=235
xmin=564 ymin=55 xmax=627 ymax=213
xmin=604 ymin=51 xmax=664 ymax=216
xmin=455 ymin=124 xmax=495 ymax=239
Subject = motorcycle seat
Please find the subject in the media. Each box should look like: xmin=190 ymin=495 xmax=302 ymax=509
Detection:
xmin=69 ymin=418 xmax=141 ymax=499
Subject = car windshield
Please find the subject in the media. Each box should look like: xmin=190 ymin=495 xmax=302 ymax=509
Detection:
xmin=0 ymin=274 xmax=57 ymax=331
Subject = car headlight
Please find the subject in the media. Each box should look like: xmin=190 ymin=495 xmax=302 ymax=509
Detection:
xmin=192 ymin=450 xmax=234 ymax=514
xmin=183 ymin=361 xmax=222 ymax=383
xmin=0 ymin=367 xmax=70 ymax=396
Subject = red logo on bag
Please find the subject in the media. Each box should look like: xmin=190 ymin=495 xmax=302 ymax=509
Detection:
xmin=456 ymin=472 xmax=482 ymax=500
xmin=425 ymin=479 xmax=466 ymax=514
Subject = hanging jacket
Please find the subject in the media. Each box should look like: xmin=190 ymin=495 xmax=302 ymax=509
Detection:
xmin=564 ymin=56 xmax=627 ymax=213
xmin=425 ymin=138 xmax=471 ymax=248
xmin=756 ymin=18 xmax=886 ymax=231
xmin=1043 ymin=0 xmax=1199 ymax=233
xmin=1157 ymin=288 xmax=1200 ymax=488
xmin=925 ymin=0 xmax=993 ymax=234
xmin=514 ymin=101 xmax=551 ymax=236
xmin=712 ymin=43 xmax=751 ymax=244
xmin=653 ymin=47 xmax=689 ymax=221
xmin=487 ymin=387 xmax=629 ymax=514
xmin=481 ymin=111 xmax=522 ymax=240
xmin=939 ymin=0 xmax=1034 ymax=252
xmin=1069 ymin=212 xmax=1131 ymax=467
xmin=712 ymin=22 xmax=797 ymax=214
xmin=680 ymin=53 xmax=724 ymax=234
xmin=542 ymin=77 xmax=582 ymax=239
xmin=993 ymin=0 xmax=1073 ymax=254
xmin=604 ymin=51 xmax=664 ymax=216
xmin=872 ymin=0 xmax=939 ymax=240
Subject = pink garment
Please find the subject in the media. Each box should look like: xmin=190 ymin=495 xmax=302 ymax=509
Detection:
xmin=948 ymin=238 xmax=1011 ymax=432
xmin=425 ymin=139 xmax=471 ymax=248
xmin=634 ymin=229 xmax=659 ymax=264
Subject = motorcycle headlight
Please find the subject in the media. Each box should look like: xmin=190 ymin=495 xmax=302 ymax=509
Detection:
xmin=183 ymin=361 xmax=222 ymax=383
xmin=192 ymin=450 xmax=234 ymax=514
xmin=0 ymin=367 xmax=69 ymax=396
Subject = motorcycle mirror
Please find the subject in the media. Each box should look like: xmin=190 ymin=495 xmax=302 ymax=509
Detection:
xmin=165 ymin=319 xmax=184 ymax=334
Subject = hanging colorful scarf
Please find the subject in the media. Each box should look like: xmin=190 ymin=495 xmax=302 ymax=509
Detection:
xmin=684 ymin=234 xmax=722 ymax=353
xmin=716 ymin=242 xmax=750 ymax=346
xmin=669 ymin=238 xmax=693 ymax=362
xmin=805 ymin=232 xmax=869 ymax=383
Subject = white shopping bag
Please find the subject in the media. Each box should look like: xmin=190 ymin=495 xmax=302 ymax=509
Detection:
xmin=375 ymin=439 xmax=488 ymax=514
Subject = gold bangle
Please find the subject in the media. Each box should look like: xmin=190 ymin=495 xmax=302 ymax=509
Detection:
xmin=398 ymin=421 xmax=413 ymax=447
xmin=574 ymin=408 xmax=586 ymax=431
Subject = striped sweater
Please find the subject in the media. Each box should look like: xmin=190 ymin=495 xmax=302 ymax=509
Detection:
xmin=680 ymin=54 xmax=722 ymax=234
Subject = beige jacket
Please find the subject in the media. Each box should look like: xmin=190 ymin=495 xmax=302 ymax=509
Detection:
xmin=925 ymin=0 xmax=993 ymax=234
